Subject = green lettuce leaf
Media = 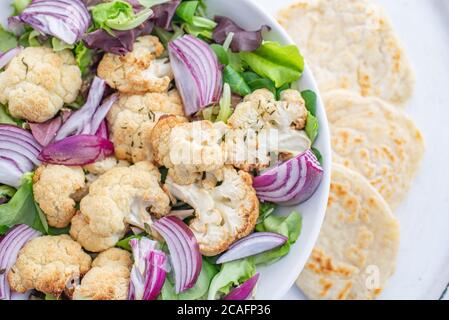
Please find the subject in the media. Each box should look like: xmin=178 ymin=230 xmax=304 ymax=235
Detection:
xmin=161 ymin=258 xmax=219 ymax=300
xmin=257 ymin=202 xmax=277 ymax=224
xmin=51 ymin=38 xmax=74 ymax=52
xmin=0 ymin=26 xmax=18 ymax=52
xmin=240 ymin=41 xmax=304 ymax=88
xmin=207 ymin=258 xmax=256 ymax=300
xmin=254 ymin=212 xmax=302 ymax=265
xmin=0 ymin=173 xmax=48 ymax=233
xmin=0 ymin=105 xmax=18 ymax=126
xmin=74 ymin=42 xmax=94 ymax=76
xmin=91 ymin=0 xmax=153 ymax=32
xmin=176 ymin=1 xmax=216 ymax=40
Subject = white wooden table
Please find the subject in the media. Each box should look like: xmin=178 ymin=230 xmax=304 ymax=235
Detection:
xmin=254 ymin=0 xmax=449 ymax=300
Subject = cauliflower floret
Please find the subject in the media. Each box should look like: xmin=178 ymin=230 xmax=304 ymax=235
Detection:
xmin=98 ymin=36 xmax=172 ymax=94
xmin=8 ymin=235 xmax=92 ymax=297
xmin=83 ymin=156 xmax=130 ymax=185
xmin=83 ymin=156 xmax=130 ymax=175
xmin=0 ymin=47 xmax=82 ymax=123
xmin=107 ymin=89 xmax=185 ymax=163
xmin=70 ymin=161 xmax=170 ymax=252
xmin=33 ymin=165 xmax=86 ymax=228
xmin=151 ymin=116 xmax=228 ymax=185
xmin=225 ymin=89 xmax=311 ymax=171
xmin=165 ymin=166 xmax=259 ymax=256
xmin=73 ymin=248 xmax=132 ymax=300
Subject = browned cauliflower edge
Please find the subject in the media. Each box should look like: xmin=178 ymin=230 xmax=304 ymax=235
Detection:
xmin=0 ymin=47 xmax=82 ymax=123
xmin=7 ymin=235 xmax=92 ymax=297
xmin=73 ymin=248 xmax=132 ymax=300
xmin=33 ymin=165 xmax=86 ymax=228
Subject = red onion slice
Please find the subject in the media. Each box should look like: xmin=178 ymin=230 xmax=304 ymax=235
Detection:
xmin=129 ymin=237 xmax=167 ymax=300
xmin=29 ymin=110 xmax=71 ymax=147
xmin=223 ymin=273 xmax=260 ymax=300
xmin=168 ymin=35 xmax=222 ymax=116
xmin=14 ymin=0 xmax=90 ymax=45
xmin=0 ymin=157 xmax=24 ymax=188
xmin=152 ymin=216 xmax=202 ymax=293
xmin=0 ymin=125 xmax=43 ymax=151
xmin=0 ymin=225 xmax=41 ymax=300
xmin=38 ymin=134 xmax=114 ymax=166
xmin=0 ymin=47 xmax=23 ymax=69
xmin=216 ymin=232 xmax=288 ymax=264
xmin=253 ymin=150 xmax=324 ymax=205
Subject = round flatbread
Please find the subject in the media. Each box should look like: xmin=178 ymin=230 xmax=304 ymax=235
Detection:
xmin=324 ymin=90 xmax=424 ymax=209
xmin=297 ymin=164 xmax=400 ymax=300
xmin=278 ymin=0 xmax=415 ymax=105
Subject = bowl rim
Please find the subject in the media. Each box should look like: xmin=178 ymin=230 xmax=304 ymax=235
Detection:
xmin=206 ymin=0 xmax=332 ymax=299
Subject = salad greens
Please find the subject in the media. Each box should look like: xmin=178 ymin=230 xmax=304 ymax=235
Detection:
xmin=175 ymin=1 xmax=216 ymax=39
xmin=116 ymin=233 xmax=145 ymax=251
xmin=74 ymin=42 xmax=94 ymax=76
xmin=208 ymin=258 xmax=256 ymax=300
xmin=223 ymin=66 xmax=252 ymax=97
xmin=216 ymin=83 xmax=232 ymax=123
xmin=254 ymin=212 xmax=302 ymax=265
xmin=161 ymin=259 xmax=219 ymax=300
xmin=0 ymin=173 xmax=48 ymax=234
xmin=240 ymin=41 xmax=304 ymax=88
xmin=91 ymin=1 xmax=153 ymax=32
xmin=0 ymin=26 xmax=18 ymax=53
xmin=257 ymin=202 xmax=277 ymax=224
xmin=11 ymin=0 xmax=31 ymax=15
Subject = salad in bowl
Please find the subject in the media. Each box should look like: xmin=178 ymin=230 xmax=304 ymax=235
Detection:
xmin=0 ymin=0 xmax=330 ymax=300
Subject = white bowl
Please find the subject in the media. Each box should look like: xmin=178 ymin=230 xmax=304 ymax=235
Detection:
xmin=205 ymin=0 xmax=331 ymax=299
xmin=0 ymin=0 xmax=331 ymax=300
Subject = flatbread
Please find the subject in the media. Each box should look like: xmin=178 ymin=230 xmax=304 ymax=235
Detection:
xmin=297 ymin=164 xmax=400 ymax=300
xmin=278 ymin=0 xmax=415 ymax=105
xmin=324 ymin=90 xmax=424 ymax=209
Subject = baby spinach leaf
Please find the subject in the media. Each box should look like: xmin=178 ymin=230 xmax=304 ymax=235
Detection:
xmin=305 ymin=111 xmax=319 ymax=143
xmin=311 ymin=147 xmax=323 ymax=166
xmin=223 ymin=65 xmax=251 ymax=97
xmin=301 ymin=90 xmax=317 ymax=116
xmin=0 ymin=173 xmax=48 ymax=233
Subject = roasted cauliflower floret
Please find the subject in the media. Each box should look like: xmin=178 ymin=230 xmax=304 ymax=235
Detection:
xmin=33 ymin=165 xmax=86 ymax=228
xmin=73 ymin=248 xmax=132 ymax=300
xmin=70 ymin=161 xmax=170 ymax=252
xmin=83 ymin=156 xmax=130 ymax=185
xmin=107 ymin=90 xmax=185 ymax=163
xmin=151 ymin=116 xmax=228 ymax=185
xmin=83 ymin=156 xmax=130 ymax=175
xmin=98 ymin=36 xmax=172 ymax=94
xmin=8 ymin=235 xmax=92 ymax=297
xmin=225 ymin=89 xmax=311 ymax=171
xmin=0 ymin=47 xmax=82 ymax=123
xmin=165 ymin=166 xmax=259 ymax=256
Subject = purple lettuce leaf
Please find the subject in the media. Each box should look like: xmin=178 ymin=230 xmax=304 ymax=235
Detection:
xmin=213 ymin=16 xmax=271 ymax=53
